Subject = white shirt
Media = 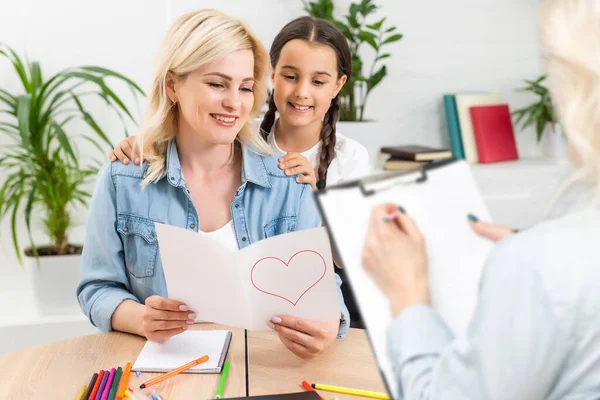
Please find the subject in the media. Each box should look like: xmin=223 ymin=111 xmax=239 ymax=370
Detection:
xmin=267 ymin=121 xmax=371 ymax=187
xmin=388 ymin=202 xmax=600 ymax=399
xmin=197 ymin=220 xmax=238 ymax=251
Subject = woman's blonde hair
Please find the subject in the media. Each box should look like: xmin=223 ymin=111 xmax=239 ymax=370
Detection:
xmin=138 ymin=9 xmax=272 ymax=185
xmin=539 ymin=0 xmax=600 ymax=204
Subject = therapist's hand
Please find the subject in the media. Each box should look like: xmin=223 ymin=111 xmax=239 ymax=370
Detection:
xmin=142 ymin=296 xmax=196 ymax=343
xmin=362 ymin=204 xmax=430 ymax=317
xmin=269 ymin=316 xmax=338 ymax=359
xmin=468 ymin=213 xmax=516 ymax=242
xmin=108 ymin=135 xmax=139 ymax=165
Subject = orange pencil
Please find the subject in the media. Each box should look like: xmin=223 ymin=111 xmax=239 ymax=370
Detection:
xmin=139 ymin=355 xmax=209 ymax=389
xmin=301 ymin=380 xmax=325 ymax=400
xmin=116 ymin=362 xmax=132 ymax=400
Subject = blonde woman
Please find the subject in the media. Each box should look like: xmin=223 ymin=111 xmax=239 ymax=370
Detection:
xmin=77 ymin=9 xmax=349 ymax=359
xmin=361 ymin=0 xmax=600 ymax=398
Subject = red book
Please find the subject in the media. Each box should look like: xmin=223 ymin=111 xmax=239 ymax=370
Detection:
xmin=469 ymin=104 xmax=519 ymax=163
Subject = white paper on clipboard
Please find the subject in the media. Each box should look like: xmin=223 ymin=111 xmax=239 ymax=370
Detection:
xmin=315 ymin=160 xmax=494 ymax=399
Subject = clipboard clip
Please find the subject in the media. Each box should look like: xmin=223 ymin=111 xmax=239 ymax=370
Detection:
xmin=359 ymin=158 xmax=457 ymax=197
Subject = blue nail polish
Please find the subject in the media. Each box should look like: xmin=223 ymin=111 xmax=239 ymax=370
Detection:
xmin=467 ymin=213 xmax=479 ymax=222
xmin=397 ymin=205 xmax=406 ymax=214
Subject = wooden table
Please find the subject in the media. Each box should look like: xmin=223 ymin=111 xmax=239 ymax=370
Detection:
xmin=248 ymin=329 xmax=387 ymax=400
xmin=0 ymin=325 xmax=386 ymax=400
xmin=0 ymin=324 xmax=246 ymax=400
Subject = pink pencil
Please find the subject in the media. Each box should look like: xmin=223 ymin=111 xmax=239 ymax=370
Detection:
xmin=101 ymin=368 xmax=116 ymax=400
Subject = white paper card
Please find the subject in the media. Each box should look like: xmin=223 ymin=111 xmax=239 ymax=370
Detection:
xmin=155 ymin=226 xmax=340 ymax=331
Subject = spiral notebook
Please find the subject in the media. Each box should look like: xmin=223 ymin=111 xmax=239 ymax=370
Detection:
xmin=132 ymin=330 xmax=232 ymax=373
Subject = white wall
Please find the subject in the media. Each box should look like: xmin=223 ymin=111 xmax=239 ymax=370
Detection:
xmin=0 ymin=1 xmax=543 ymax=288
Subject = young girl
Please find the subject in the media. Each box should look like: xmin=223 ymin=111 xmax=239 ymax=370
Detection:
xmin=108 ymin=15 xmax=370 ymax=327
xmin=78 ymin=9 xmax=349 ymax=360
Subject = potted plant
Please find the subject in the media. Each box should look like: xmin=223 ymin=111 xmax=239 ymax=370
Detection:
xmin=512 ymin=75 xmax=567 ymax=159
xmin=303 ymin=0 xmax=402 ymax=163
xmin=0 ymin=44 xmax=144 ymax=314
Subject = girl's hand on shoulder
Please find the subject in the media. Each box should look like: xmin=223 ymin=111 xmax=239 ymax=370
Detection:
xmin=142 ymin=296 xmax=195 ymax=343
xmin=107 ymin=135 xmax=140 ymax=165
xmin=269 ymin=315 xmax=338 ymax=359
xmin=278 ymin=152 xmax=317 ymax=190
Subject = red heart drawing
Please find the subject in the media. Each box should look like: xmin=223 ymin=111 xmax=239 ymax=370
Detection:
xmin=250 ymin=250 xmax=326 ymax=306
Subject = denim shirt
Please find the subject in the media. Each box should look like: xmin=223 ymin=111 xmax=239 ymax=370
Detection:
xmin=77 ymin=140 xmax=349 ymax=336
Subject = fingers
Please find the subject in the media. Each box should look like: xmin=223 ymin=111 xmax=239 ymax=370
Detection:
xmin=272 ymin=315 xmax=325 ymax=337
xmin=393 ymin=211 xmax=423 ymax=240
xmin=109 ymin=136 xmax=140 ymax=165
xmin=147 ymin=326 xmax=188 ymax=343
xmin=145 ymin=295 xmax=190 ymax=312
xmin=278 ymin=152 xmax=302 ymax=163
xmin=146 ymin=308 xmax=196 ymax=322
xmin=278 ymin=334 xmax=314 ymax=359
xmin=469 ymin=220 xmax=514 ymax=242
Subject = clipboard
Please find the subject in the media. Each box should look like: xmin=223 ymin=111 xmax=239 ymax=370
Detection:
xmin=314 ymin=159 xmax=494 ymax=399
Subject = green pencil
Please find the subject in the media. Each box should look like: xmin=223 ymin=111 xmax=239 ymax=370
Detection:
xmin=108 ymin=366 xmax=122 ymax=400
xmin=215 ymin=361 xmax=231 ymax=399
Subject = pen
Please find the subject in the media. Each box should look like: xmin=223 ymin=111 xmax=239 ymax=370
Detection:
xmin=215 ymin=361 xmax=231 ymax=399
xmin=139 ymin=355 xmax=209 ymax=389
xmin=135 ymin=371 xmax=163 ymax=400
xmin=95 ymin=369 xmax=110 ymax=400
xmin=101 ymin=368 xmax=116 ymax=400
xmin=301 ymin=380 xmax=325 ymax=400
xmin=311 ymin=383 xmax=390 ymax=399
xmin=89 ymin=370 xmax=105 ymax=400
xmin=108 ymin=367 xmax=122 ymax=400
xmin=82 ymin=373 xmax=98 ymax=400
xmin=77 ymin=385 xmax=87 ymax=400
xmin=117 ymin=362 xmax=132 ymax=400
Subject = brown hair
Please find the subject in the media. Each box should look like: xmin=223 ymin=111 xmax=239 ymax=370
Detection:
xmin=260 ymin=16 xmax=351 ymax=187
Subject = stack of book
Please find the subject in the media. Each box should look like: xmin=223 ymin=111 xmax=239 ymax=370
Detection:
xmin=443 ymin=93 xmax=519 ymax=164
xmin=381 ymin=145 xmax=453 ymax=171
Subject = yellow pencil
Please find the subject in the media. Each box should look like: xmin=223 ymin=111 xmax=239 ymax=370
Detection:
xmin=312 ymin=383 xmax=390 ymax=400
xmin=76 ymin=385 xmax=88 ymax=400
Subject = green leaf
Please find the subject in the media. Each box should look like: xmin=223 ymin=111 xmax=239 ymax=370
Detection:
xmin=358 ymin=31 xmax=378 ymax=50
xmin=16 ymin=95 xmax=31 ymax=148
xmin=80 ymin=66 xmax=145 ymax=96
xmin=52 ymin=122 xmax=77 ymax=163
xmin=10 ymin=183 xmax=24 ymax=266
xmin=334 ymin=21 xmax=353 ymax=41
xmin=24 ymin=182 xmax=38 ymax=258
xmin=376 ymin=53 xmax=391 ymax=61
xmin=347 ymin=14 xmax=359 ymax=29
xmin=367 ymin=65 xmax=387 ymax=92
xmin=366 ymin=17 xmax=386 ymax=31
xmin=385 ymin=26 xmax=397 ymax=33
xmin=383 ymin=34 xmax=403 ymax=45
xmin=71 ymin=93 xmax=113 ymax=148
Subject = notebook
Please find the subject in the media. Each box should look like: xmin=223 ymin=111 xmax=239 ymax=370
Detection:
xmin=132 ymin=330 xmax=232 ymax=373
xmin=379 ymin=145 xmax=452 ymax=161
xmin=443 ymin=94 xmax=465 ymax=160
xmin=314 ymin=159 xmax=494 ymax=399
xmin=469 ymin=104 xmax=519 ymax=163
xmin=455 ymin=93 xmax=504 ymax=163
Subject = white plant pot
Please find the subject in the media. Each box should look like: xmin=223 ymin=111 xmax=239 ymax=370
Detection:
xmin=541 ymin=122 xmax=568 ymax=161
xmin=26 ymin=251 xmax=82 ymax=315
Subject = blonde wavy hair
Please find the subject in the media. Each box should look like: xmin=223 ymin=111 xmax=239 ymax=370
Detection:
xmin=138 ymin=9 xmax=272 ymax=186
xmin=539 ymin=0 xmax=600 ymax=204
